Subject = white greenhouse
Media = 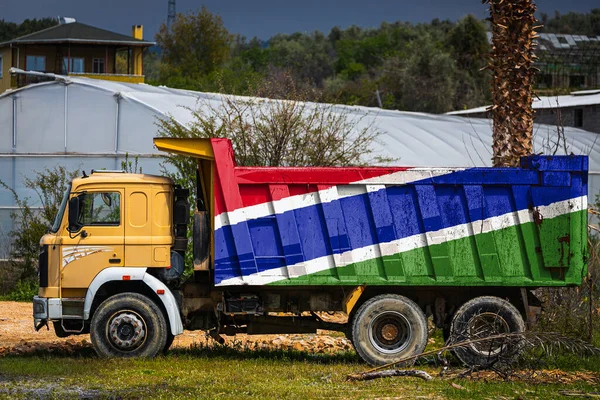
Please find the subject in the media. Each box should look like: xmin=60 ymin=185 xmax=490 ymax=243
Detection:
xmin=1 ymin=74 xmax=599 ymax=255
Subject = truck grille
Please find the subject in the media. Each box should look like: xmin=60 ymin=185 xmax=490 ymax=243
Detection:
xmin=38 ymin=245 xmax=48 ymax=288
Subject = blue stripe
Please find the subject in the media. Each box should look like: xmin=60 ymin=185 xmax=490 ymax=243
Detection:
xmin=214 ymin=163 xmax=587 ymax=285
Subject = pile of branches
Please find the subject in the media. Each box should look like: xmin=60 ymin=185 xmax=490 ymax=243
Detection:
xmin=348 ymin=331 xmax=600 ymax=382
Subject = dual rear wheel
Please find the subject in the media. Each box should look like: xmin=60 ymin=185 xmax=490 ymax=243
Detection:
xmin=449 ymin=296 xmax=525 ymax=366
xmin=350 ymin=294 xmax=525 ymax=366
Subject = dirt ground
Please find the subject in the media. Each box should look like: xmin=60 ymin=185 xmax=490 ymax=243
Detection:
xmin=0 ymin=301 xmax=352 ymax=355
xmin=3 ymin=301 xmax=600 ymax=391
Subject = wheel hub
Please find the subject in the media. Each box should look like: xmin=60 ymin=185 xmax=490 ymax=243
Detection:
xmin=368 ymin=311 xmax=412 ymax=354
xmin=108 ymin=311 xmax=146 ymax=351
xmin=381 ymin=323 xmax=399 ymax=341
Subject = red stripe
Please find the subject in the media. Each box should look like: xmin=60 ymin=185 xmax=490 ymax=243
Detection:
xmin=211 ymin=138 xmax=412 ymax=214
xmin=234 ymin=166 xmax=410 ymax=184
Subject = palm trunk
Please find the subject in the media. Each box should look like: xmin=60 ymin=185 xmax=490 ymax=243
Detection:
xmin=486 ymin=0 xmax=538 ymax=167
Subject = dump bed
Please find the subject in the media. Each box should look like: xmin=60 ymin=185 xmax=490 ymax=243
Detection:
xmin=156 ymin=138 xmax=589 ymax=288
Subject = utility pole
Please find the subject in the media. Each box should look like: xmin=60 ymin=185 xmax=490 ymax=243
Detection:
xmin=167 ymin=0 xmax=176 ymax=31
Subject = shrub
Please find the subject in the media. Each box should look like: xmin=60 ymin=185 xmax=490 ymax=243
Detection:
xmin=0 ymin=166 xmax=78 ymax=285
xmin=1 ymin=279 xmax=38 ymax=302
xmin=156 ymin=72 xmax=390 ymax=196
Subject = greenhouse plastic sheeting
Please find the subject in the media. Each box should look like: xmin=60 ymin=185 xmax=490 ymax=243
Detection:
xmin=0 ymin=76 xmax=598 ymax=252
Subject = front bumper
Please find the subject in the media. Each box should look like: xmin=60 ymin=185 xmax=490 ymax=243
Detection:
xmin=33 ymin=296 xmax=47 ymax=329
xmin=33 ymin=296 xmax=62 ymax=329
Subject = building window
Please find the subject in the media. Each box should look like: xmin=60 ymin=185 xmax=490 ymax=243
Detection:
xmin=26 ymin=55 xmax=46 ymax=72
xmin=574 ymin=109 xmax=583 ymax=128
xmin=70 ymin=58 xmax=84 ymax=73
xmin=92 ymin=58 xmax=105 ymax=74
xmin=0 ymin=55 xmax=3 ymax=78
xmin=62 ymin=57 xmax=85 ymax=73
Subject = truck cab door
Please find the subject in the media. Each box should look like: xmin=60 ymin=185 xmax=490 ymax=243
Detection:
xmin=61 ymin=190 xmax=125 ymax=289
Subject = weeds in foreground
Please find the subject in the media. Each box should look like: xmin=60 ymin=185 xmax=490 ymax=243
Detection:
xmin=175 ymin=340 xmax=360 ymax=364
xmin=349 ymin=330 xmax=600 ymax=382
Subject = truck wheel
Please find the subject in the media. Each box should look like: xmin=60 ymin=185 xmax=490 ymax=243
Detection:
xmin=351 ymin=294 xmax=428 ymax=366
xmin=449 ymin=296 xmax=525 ymax=367
xmin=90 ymin=292 xmax=168 ymax=358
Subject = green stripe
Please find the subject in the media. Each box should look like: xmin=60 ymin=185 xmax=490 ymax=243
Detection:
xmin=268 ymin=209 xmax=588 ymax=287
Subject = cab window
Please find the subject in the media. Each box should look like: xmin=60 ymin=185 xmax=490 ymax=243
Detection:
xmin=78 ymin=192 xmax=121 ymax=226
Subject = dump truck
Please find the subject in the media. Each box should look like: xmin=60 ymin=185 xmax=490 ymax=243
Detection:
xmin=32 ymin=138 xmax=588 ymax=366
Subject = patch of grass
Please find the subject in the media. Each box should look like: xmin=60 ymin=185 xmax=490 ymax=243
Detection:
xmin=178 ymin=341 xmax=360 ymax=364
xmin=1 ymin=345 xmax=599 ymax=399
xmin=0 ymin=280 xmax=37 ymax=302
xmin=545 ymin=353 xmax=600 ymax=372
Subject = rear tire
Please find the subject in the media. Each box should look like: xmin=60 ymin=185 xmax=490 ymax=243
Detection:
xmin=351 ymin=294 xmax=428 ymax=366
xmin=449 ymin=296 xmax=525 ymax=367
xmin=90 ymin=292 xmax=168 ymax=358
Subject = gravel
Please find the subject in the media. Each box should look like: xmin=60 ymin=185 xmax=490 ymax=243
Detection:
xmin=0 ymin=301 xmax=353 ymax=356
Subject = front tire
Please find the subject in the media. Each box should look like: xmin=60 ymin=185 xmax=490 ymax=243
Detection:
xmin=351 ymin=294 xmax=428 ymax=366
xmin=90 ymin=292 xmax=168 ymax=358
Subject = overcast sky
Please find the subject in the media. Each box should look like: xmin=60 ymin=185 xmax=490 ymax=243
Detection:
xmin=2 ymin=0 xmax=598 ymax=41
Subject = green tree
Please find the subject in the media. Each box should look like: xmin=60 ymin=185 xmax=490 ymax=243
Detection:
xmin=0 ymin=18 xmax=57 ymax=42
xmin=155 ymin=6 xmax=233 ymax=85
xmin=540 ymin=9 xmax=600 ymax=36
xmin=334 ymin=22 xmax=415 ymax=81
xmin=447 ymin=15 xmax=489 ymax=74
xmin=231 ymin=36 xmax=270 ymax=72
xmin=143 ymin=49 xmax=162 ymax=83
xmin=195 ymin=35 xmax=268 ymax=95
xmin=447 ymin=15 xmax=491 ymax=109
xmin=268 ymin=31 xmax=334 ymax=86
xmin=381 ymin=37 xmax=458 ymax=113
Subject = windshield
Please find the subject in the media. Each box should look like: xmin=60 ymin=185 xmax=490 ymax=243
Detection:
xmin=51 ymin=185 xmax=71 ymax=233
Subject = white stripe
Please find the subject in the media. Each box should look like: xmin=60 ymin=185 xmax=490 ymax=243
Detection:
xmin=215 ymin=196 xmax=586 ymax=286
xmin=62 ymin=246 xmax=112 ymax=267
xmin=214 ymin=168 xmax=464 ymax=230
xmin=357 ymin=168 xmax=463 ymax=185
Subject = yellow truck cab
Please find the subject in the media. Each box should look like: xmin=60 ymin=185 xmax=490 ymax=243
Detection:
xmin=34 ymin=170 xmax=186 ymax=356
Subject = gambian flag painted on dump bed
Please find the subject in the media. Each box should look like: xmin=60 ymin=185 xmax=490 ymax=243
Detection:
xmin=208 ymin=139 xmax=588 ymax=288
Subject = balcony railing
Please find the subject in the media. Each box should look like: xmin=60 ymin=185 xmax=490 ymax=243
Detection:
xmin=67 ymin=72 xmax=145 ymax=84
xmin=11 ymin=70 xmax=145 ymax=89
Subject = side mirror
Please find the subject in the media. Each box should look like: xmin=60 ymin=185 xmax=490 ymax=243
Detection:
xmin=101 ymin=193 xmax=112 ymax=207
xmin=68 ymin=197 xmax=80 ymax=232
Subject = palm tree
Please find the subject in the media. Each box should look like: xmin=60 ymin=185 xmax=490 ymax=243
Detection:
xmin=485 ymin=0 xmax=539 ymax=167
